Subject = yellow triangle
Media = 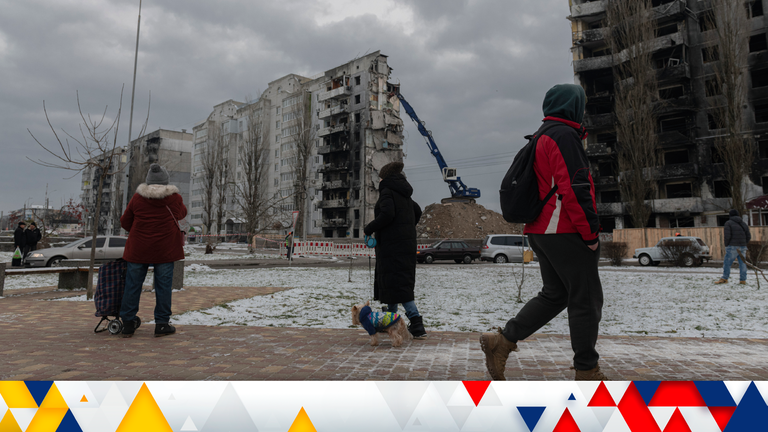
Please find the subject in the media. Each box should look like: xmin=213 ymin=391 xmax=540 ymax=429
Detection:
xmin=80 ymin=395 xmax=88 ymax=403
xmin=287 ymin=407 xmax=317 ymax=432
xmin=0 ymin=382 xmax=38 ymax=408
xmin=116 ymin=383 xmax=172 ymax=432
xmin=26 ymin=408 xmax=68 ymax=432
xmin=39 ymin=384 xmax=68 ymax=409
xmin=0 ymin=410 xmax=23 ymax=432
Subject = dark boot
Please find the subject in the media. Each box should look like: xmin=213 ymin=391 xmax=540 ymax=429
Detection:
xmin=121 ymin=319 xmax=138 ymax=338
xmin=155 ymin=323 xmax=176 ymax=337
xmin=408 ymin=316 xmax=427 ymax=339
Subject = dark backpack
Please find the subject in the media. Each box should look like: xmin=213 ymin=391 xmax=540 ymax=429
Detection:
xmin=499 ymin=123 xmax=560 ymax=224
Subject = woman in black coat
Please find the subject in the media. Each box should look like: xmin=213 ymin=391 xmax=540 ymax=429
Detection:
xmin=363 ymin=161 xmax=426 ymax=338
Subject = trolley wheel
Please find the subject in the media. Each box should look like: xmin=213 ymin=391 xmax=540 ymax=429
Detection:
xmin=108 ymin=319 xmax=123 ymax=335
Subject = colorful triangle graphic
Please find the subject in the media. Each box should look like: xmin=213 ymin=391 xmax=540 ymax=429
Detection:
xmin=724 ymin=382 xmax=768 ymax=432
xmin=462 ymin=381 xmax=491 ymax=407
xmin=552 ymin=407 xmax=580 ymax=432
xmin=709 ymin=406 xmax=736 ymax=432
xmin=0 ymin=382 xmax=38 ymax=408
xmin=79 ymin=396 xmax=88 ymax=403
xmin=25 ymin=382 xmax=54 ymax=407
xmin=40 ymin=384 xmax=68 ymax=409
xmin=116 ymin=383 xmax=172 ymax=432
xmin=568 ymin=393 xmax=576 ymax=401
xmin=650 ymin=382 xmax=705 ymax=407
xmin=26 ymin=408 xmax=68 ymax=432
xmin=287 ymin=407 xmax=317 ymax=432
xmin=517 ymin=407 xmax=546 ymax=432
xmin=55 ymin=409 xmax=83 ymax=432
xmin=662 ymin=408 xmax=692 ymax=432
xmin=0 ymin=410 xmax=23 ymax=432
xmin=588 ymin=382 xmax=616 ymax=407
xmin=695 ymin=382 xmax=736 ymax=407
xmin=634 ymin=381 xmax=661 ymax=406
xmin=618 ymin=382 xmax=662 ymax=432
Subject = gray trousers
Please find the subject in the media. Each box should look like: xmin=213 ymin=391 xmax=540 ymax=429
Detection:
xmin=502 ymin=233 xmax=603 ymax=370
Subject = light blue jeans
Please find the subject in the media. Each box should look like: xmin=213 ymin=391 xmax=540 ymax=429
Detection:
xmin=120 ymin=262 xmax=175 ymax=324
xmin=386 ymin=301 xmax=420 ymax=319
xmin=722 ymin=246 xmax=748 ymax=282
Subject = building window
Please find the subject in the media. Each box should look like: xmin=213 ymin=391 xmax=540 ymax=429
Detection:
xmin=749 ymin=34 xmax=768 ymax=53
xmin=698 ymin=10 xmax=716 ymax=32
xmin=666 ymin=182 xmax=693 ymax=198
xmin=702 ymin=45 xmax=719 ymax=63
xmin=748 ymin=1 xmax=764 ymax=18
xmin=708 ymin=113 xmax=720 ymax=130
xmin=705 ymin=79 xmax=721 ymax=97
xmin=355 ymin=95 xmax=361 ymax=104
xmin=355 ymin=76 xmax=361 ymax=86
xmin=755 ymin=104 xmax=768 ymax=123
xmin=274 ymin=178 xmax=278 ymax=186
xmin=659 ymin=85 xmax=684 ymax=100
xmin=714 ymin=180 xmax=731 ymax=198
xmin=275 ymin=163 xmax=278 ymax=172
xmin=759 ymin=141 xmax=768 ymax=159
xmin=276 ymin=107 xmax=280 ymax=114
xmin=354 ymin=131 xmax=360 ymax=142
xmin=664 ymin=150 xmax=689 ymax=165
xmin=598 ymin=161 xmax=615 ymax=177
xmin=659 ymin=116 xmax=687 ymax=133
xmin=276 ymin=121 xmax=280 ymax=129
xmin=601 ymin=190 xmax=621 ymax=203
xmin=763 ymin=176 xmax=768 ymax=194
xmin=275 ymin=135 xmax=280 ymax=143
xmin=752 ymin=68 xmax=768 ymax=88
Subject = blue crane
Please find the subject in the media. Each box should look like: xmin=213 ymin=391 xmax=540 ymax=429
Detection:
xmin=396 ymin=93 xmax=481 ymax=202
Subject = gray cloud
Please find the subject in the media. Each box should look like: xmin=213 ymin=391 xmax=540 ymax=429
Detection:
xmin=0 ymin=0 xmax=574 ymax=214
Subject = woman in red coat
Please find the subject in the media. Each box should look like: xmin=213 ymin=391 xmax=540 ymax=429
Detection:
xmin=119 ymin=164 xmax=187 ymax=338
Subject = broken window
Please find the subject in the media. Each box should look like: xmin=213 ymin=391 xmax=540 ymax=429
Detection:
xmin=750 ymin=34 xmax=768 ymax=53
xmin=705 ymin=78 xmax=722 ymax=97
xmin=586 ymin=103 xmax=612 ymax=115
xmin=712 ymin=145 xmax=725 ymax=164
xmin=763 ymin=176 xmax=768 ymax=194
xmin=714 ymin=180 xmax=731 ymax=198
xmin=598 ymin=161 xmax=615 ymax=177
xmin=656 ymin=23 xmax=678 ymax=37
xmin=759 ymin=140 xmax=768 ymax=159
xmin=668 ymin=216 xmax=695 ymax=228
xmin=601 ymin=190 xmax=621 ymax=203
xmin=354 ymin=76 xmax=361 ymax=86
xmin=756 ymin=104 xmax=768 ymax=123
xmin=354 ymin=113 xmax=361 ymax=123
xmin=596 ymin=132 xmax=617 ymax=145
xmin=699 ymin=10 xmax=716 ymax=32
xmin=748 ymin=1 xmax=764 ymax=19
xmin=355 ymin=95 xmax=361 ymax=104
xmin=666 ymin=182 xmax=693 ymax=198
xmin=702 ymin=45 xmax=720 ymax=63
xmin=599 ymin=216 xmax=615 ymax=233
xmin=752 ymin=68 xmax=768 ymax=88
xmin=708 ymin=113 xmax=720 ymax=130
xmin=664 ymin=150 xmax=689 ymax=165
xmin=659 ymin=85 xmax=685 ymax=100
xmin=659 ymin=116 xmax=687 ymax=133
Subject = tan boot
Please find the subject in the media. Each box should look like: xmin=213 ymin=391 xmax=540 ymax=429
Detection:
xmin=574 ymin=364 xmax=608 ymax=381
xmin=739 ymin=280 xmax=747 ymax=285
xmin=479 ymin=329 xmax=518 ymax=381
xmin=714 ymin=278 xmax=728 ymax=284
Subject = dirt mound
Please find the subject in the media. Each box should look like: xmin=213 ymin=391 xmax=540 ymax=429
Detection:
xmin=416 ymin=202 xmax=522 ymax=239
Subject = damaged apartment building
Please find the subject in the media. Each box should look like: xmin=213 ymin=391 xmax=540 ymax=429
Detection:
xmin=569 ymin=0 xmax=768 ymax=230
xmin=189 ymin=51 xmax=404 ymax=239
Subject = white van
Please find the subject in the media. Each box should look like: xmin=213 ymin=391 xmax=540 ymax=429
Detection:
xmin=480 ymin=234 xmax=535 ymax=263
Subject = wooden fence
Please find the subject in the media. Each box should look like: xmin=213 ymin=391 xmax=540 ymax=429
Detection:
xmin=612 ymin=227 xmax=768 ymax=260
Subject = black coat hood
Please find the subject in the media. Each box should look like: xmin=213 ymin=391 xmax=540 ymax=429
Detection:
xmin=379 ymin=173 xmax=413 ymax=198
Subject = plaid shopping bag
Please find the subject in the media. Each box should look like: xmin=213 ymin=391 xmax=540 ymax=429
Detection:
xmin=94 ymin=260 xmax=127 ymax=317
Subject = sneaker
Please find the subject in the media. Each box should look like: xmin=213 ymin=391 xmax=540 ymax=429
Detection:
xmin=479 ymin=328 xmax=518 ymax=381
xmin=121 ymin=319 xmax=138 ymax=338
xmin=154 ymin=323 xmax=176 ymax=337
xmin=739 ymin=280 xmax=747 ymax=285
xmin=573 ymin=364 xmax=608 ymax=381
xmin=714 ymin=278 xmax=728 ymax=284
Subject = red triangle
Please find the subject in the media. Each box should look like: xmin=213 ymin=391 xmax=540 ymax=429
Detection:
xmin=663 ymin=408 xmax=692 ymax=432
xmin=462 ymin=381 xmax=491 ymax=407
xmin=709 ymin=406 xmax=736 ymax=432
xmin=552 ymin=408 xmax=581 ymax=432
xmin=588 ymin=382 xmax=617 ymax=407
xmin=618 ymin=383 xmax=662 ymax=432
xmin=649 ymin=382 xmax=706 ymax=407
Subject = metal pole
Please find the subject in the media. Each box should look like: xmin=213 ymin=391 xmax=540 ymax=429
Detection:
xmin=124 ymin=0 xmax=142 ymax=228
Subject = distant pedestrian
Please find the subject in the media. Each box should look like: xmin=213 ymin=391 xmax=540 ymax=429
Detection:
xmin=14 ymin=221 xmax=27 ymax=264
xmin=715 ymin=209 xmax=751 ymax=285
xmin=481 ymin=84 xmax=606 ymax=381
xmin=285 ymin=232 xmax=294 ymax=259
xmin=119 ymin=164 xmax=187 ymax=338
xmin=363 ymin=161 xmax=426 ymax=339
xmin=25 ymin=221 xmax=42 ymax=254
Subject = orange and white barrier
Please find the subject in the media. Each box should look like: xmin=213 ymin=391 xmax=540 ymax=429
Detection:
xmin=279 ymin=241 xmax=380 ymax=258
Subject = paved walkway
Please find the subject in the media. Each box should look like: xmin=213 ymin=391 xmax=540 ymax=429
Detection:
xmin=1 ymin=286 xmax=767 ymax=381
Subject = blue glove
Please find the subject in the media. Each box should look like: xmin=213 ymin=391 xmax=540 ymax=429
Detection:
xmin=364 ymin=235 xmax=377 ymax=248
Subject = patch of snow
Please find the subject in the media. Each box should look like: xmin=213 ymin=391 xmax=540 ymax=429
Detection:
xmin=185 ymin=264 xmax=215 ymax=272
xmin=52 ymin=294 xmax=89 ymax=302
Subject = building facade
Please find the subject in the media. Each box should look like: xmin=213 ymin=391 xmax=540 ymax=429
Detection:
xmin=190 ymin=51 xmax=404 ymax=239
xmin=80 ymin=147 xmax=128 ymax=235
xmin=569 ymin=0 xmax=768 ymax=230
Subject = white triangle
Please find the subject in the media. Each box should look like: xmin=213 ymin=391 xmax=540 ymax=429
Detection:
xmin=9 ymin=408 xmax=36 ymax=431
xmin=724 ymin=381 xmax=751 ymax=405
xmin=447 ymin=406 xmax=473 ymax=429
xmin=446 ymin=385 xmax=475 ymax=406
xmin=576 ymin=382 xmax=602 ymax=403
xmin=412 ymin=417 xmax=422 ymax=426
xmin=100 ymin=384 xmax=128 ymax=408
xmin=753 ymin=382 xmax=768 ymax=405
xmin=590 ymin=407 xmax=616 ymax=429
xmin=86 ymin=382 xmax=112 ymax=405
xmin=649 ymin=406 xmax=676 ymax=430
xmin=114 ymin=382 xmax=143 ymax=406
xmin=478 ymin=386 xmax=502 ymax=407
xmin=101 ymin=405 xmax=129 ymax=430
xmin=375 ymin=382 xmax=430 ymax=429
xmin=181 ymin=416 xmax=199 ymax=431
xmin=69 ymin=408 xmax=98 ymax=430
xmin=679 ymin=407 xmax=721 ymax=432
xmin=603 ymin=382 xmax=632 ymax=405
xmin=431 ymin=382 xmax=460 ymax=405
xmin=602 ymin=408 xmax=632 ymax=432
xmin=0 ymin=394 xmax=7 ymax=412
xmin=83 ymin=408 xmax=114 ymax=432
xmin=169 ymin=394 xmax=176 ymax=401
xmin=56 ymin=382 xmax=99 ymax=408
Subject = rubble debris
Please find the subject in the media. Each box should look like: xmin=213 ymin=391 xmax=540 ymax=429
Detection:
xmin=416 ymin=202 xmax=523 ymax=239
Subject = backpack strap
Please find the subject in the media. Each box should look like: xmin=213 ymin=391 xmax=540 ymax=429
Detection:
xmin=530 ymin=122 xmax=563 ymax=200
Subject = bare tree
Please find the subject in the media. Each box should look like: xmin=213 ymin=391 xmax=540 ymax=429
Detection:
xmin=289 ymin=89 xmax=316 ymax=238
xmin=607 ymin=0 xmax=661 ymax=228
xmin=213 ymin=126 xmax=233 ymax=242
xmin=199 ymin=131 xmax=219 ymax=240
xmin=28 ymin=88 xmax=148 ymax=299
xmin=707 ymin=0 xmax=752 ymax=215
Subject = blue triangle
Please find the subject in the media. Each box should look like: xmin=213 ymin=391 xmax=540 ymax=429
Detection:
xmin=568 ymin=393 xmax=576 ymax=401
xmin=56 ymin=409 xmax=84 ymax=432
xmin=633 ymin=381 xmax=661 ymax=405
xmin=25 ymin=381 xmax=54 ymax=407
xmin=517 ymin=407 xmax=546 ymax=432
xmin=695 ymin=381 xmax=736 ymax=407
xmin=724 ymin=382 xmax=768 ymax=432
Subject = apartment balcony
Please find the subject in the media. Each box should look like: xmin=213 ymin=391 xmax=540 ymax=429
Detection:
xmin=318 ymin=162 xmax=350 ymax=173
xmin=658 ymin=162 xmax=697 ymax=180
xmin=572 ymin=28 xmax=609 ymax=45
xmin=657 ymin=63 xmax=690 ymax=82
xmin=317 ymin=125 xmax=347 ymax=137
xmin=587 ymin=142 xmax=612 ymax=158
xmin=574 ymin=55 xmax=612 ymax=73
xmin=653 ymin=197 xmax=704 ymax=213
xmin=318 ymin=105 xmax=347 ymax=119
xmin=318 ymin=199 xmax=349 ymax=209
xmin=321 ymin=180 xmax=350 ymax=190
xmin=597 ymin=202 xmax=624 ymax=216
xmin=321 ymin=218 xmax=350 ymax=228
xmin=583 ymin=113 xmax=613 ymax=129
xmin=652 ymin=0 xmax=685 ymax=20
xmin=658 ymin=130 xmax=693 ymax=147
xmin=317 ymin=144 xmax=350 ymax=155
xmin=656 ymin=95 xmax=695 ymax=114
xmin=317 ymin=86 xmax=352 ymax=103
xmin=570 ymin=1 xmax=605 ymax=19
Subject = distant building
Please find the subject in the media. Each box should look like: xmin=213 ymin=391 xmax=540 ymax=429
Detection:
xmin=80 ymin=147 xmax=128 ymax=235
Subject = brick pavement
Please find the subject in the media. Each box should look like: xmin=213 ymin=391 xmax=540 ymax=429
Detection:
xmin=1 ymin=285 xmax=767 ymax=381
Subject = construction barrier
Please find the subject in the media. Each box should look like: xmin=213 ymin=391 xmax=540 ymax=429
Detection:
xmin=280 ymin=241 xmax=378 ymax=258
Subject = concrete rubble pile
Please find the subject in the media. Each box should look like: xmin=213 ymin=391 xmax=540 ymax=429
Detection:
xmin=416 ymin=202 xmax=522 ymax=239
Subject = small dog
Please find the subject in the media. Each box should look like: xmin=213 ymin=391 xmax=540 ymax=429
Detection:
xmin=351 ymin=301 xmax=413 ymax=347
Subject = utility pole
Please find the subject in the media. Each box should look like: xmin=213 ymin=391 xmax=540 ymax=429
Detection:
xmin=123 ymin=0 xmax=142 ymax=234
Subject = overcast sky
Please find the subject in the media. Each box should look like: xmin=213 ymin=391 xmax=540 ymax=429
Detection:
xmin=0 ymin=0 xmax=575 ymax=216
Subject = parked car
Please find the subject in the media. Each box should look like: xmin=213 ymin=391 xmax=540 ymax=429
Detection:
xmin=416 ymin=240 xmax=480 ymax=264
xmin=633 ymin=236 xmax=711 ymax=267
xmin=481 ymin=234 xmax=536 ymax=263
xmin=24 ymin=236 xmax=127 ymax=267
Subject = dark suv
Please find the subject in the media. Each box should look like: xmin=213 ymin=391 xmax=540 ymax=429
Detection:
xmin=416 ymin=240 xmax=480 ymax=264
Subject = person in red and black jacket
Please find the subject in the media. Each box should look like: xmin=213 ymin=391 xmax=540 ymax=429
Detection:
xmin=480 ymin=84 xmax=607 ymax=381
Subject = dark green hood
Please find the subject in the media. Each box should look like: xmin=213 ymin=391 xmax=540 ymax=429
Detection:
xmin=542 ymin=84 xmax=586 ymax=124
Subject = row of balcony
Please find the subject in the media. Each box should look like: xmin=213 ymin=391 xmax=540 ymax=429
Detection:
xmin=596 ymin=196 xmax=712 ymax=216
xmin=318 ymin=161 xmax=350 ymax=173
xmin=318 ymin=199 xmax=349 ymax=209
xmin=318 ymin=105 xmax=347 ymax=119
xmin=570 ymin=0 xmax=684 ymax=20
xmin=574 ymin=32 xmax=686 ymax=73
xmin=596 ymin=162 xmax=698 ymax=183
xmin=321 ymin=218 xmax=349 ymax=228
xmin=317 ymin=144 xmax=350 ymax=155
xmin=317 ymin=86 xmax=352 ymax=103
xmin=317 ymin=124 xmax=347 ymax=137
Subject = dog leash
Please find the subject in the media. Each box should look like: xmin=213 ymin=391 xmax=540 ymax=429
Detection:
xmin=365 ymin=235 xmax=377 ymax=293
